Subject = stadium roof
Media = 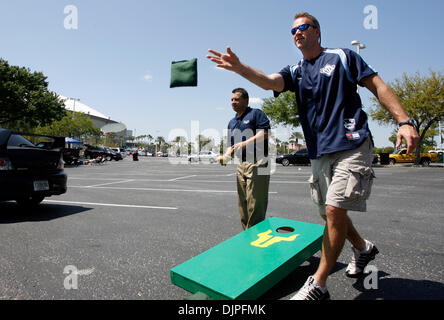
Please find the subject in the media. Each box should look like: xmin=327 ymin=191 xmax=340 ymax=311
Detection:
xmin=59 ymin=95 xmax=111 ymax=120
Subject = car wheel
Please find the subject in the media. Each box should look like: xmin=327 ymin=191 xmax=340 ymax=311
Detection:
xmin=282 ymin=159 xmax=290 ymax=166
xmin=16 ymin=195 xmax=45 ymax=207
xmin=389 ymin=159 xmax=396 ymax=165
xmin=106 ymin=155 xmax=112 ymax=161
xmin=421 ymin=158 xmax=431 ymax=166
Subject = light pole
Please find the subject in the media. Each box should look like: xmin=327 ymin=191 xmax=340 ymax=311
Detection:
xmin=351 ymin=41 xmax=366 ymax=93
xmin=439 ymin=121 xmax=443 ymax=150
xmin=68 ymin=97 xmax=80 ymax=113
xmin=351 ymin=40 xmax=366 ymax=55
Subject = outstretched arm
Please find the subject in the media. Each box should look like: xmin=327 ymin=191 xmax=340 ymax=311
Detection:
xmin=362 ymin=74 xmax=420 ymax=154
xmin=206 ymin=46 xmax=285 ymax=92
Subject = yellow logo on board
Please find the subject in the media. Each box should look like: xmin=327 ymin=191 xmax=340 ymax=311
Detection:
xmin=250 ymin=230 xmax=299 ymax=248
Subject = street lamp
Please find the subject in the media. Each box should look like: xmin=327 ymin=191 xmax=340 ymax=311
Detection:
xmin=351 ymin=41 xmax=366 ymax=93
xmin=351 ymin=40 xmax=366 ymax=55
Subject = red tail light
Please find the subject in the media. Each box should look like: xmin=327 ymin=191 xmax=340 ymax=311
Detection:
xmin=0 ymin=157 xmax=13 ymax=170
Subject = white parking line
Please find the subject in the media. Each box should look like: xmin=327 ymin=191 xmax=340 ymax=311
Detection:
xmin=85 ymin=179 xmax=135 ymax=188
xmin=168 ymin=175 xmax=197 ymax=181
xmin=69 ymin=177 xmax=305 ymax=184
xmin=68 ymin=185 xmax=277 ymax=194
xmin=43 ymin=200 xmax=178 ymax=210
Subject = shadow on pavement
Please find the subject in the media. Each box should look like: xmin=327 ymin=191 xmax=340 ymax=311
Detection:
xmin=259 ymin=256 xmax=347 ymax=300
xmin=0 ymin=201 xmax=92 ymax=224
xmin=353 ymin=271 xmax=444 ymax=300
xmin=262 ymin=263 xmax=444 ymax=300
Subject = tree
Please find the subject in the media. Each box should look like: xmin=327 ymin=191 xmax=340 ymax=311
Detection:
xmin=262 ymin=91 xmax=300 ymax=128
xmin=155 ymin=136 xmax=165 ymax=154
xmin=369 ymin=70 xmax=444 ymax=164
xmin=171 ymin=136 xmax=188 ymax=156
xmin=195 ymin=134 xmax=212 ymax=152
xmin=0 ymin=58 xmax=65 ymax=130
xmin=35 ymin=111 xmax=100 ymax=138
xmin=289 ymin=131 xmax=304 ymax=148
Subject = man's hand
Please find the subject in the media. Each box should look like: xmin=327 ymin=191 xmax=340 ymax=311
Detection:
xmin=206 ymin=47 xmax=284 ymax=92
xmin=232 ymin=141 xmax=247 ymax=152
xmin=397 ymin=125 xmax=420 ymax=154
xmin=206 ymin=47 xmax=241 ymax=72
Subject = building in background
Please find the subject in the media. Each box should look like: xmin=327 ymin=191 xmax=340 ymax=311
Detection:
xmin=60 ymin=95 xmax=127 ymax=137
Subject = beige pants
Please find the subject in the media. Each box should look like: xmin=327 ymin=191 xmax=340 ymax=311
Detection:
xmin=236 ymin=160 xmax=270 ymax=230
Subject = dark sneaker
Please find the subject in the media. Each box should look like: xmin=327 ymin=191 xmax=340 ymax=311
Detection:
xmin=346 ymin=240 xmax=379 ymax=278
xmin=290 ymin=276 xmax=330 ymax=300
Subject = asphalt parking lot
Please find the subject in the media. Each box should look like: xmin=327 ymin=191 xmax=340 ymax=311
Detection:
xmin=0 ymin=157 xmax=443 ymax=300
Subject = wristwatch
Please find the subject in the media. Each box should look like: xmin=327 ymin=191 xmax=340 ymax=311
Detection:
xmin=398 ymin=118 xmax=415 ymax=128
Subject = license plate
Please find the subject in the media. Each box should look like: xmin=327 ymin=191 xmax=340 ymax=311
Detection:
xmin=33 ymin=180 xmax=49 ymax=191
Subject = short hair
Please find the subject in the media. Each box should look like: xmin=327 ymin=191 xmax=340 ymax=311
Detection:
xmin=294 ymin=12 xmax=321 ymax=44
xmin=232 ymin=88 xmax=249 ymax=100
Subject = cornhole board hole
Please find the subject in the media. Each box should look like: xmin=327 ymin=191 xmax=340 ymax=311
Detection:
xmin=170 ymin=217 xmax=324 ymax=300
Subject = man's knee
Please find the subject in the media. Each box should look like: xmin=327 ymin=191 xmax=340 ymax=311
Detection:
xmin=325 ymin=205 xmax=348 ymax=225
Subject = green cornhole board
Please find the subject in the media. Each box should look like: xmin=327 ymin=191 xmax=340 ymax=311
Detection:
xmin=170 ymin=217 xmax=324 ymax=300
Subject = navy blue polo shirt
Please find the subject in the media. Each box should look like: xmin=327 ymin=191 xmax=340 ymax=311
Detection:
xmin=227 ymin=107 xmax=270 ymax=162
xmin=275 ymin=48 xmax=377 ymax=159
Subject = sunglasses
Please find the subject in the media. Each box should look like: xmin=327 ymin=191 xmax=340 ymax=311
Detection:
xmin=291 ymin=24 xmax=317 ymax=35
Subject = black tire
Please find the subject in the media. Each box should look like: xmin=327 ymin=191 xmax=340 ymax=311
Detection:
xmin=389 ymin=159 xmax=396 ymax=165
xmin=282 ymin=159 xmax=290 ymax=166
xmin=421 ymin=158 xmax=431 ymax=166
xmin=16 ymin=195 xmax=45 ymax=207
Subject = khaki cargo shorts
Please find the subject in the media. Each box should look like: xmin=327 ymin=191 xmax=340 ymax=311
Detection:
xmin=309 ymin=137 xmax=376 ymax=217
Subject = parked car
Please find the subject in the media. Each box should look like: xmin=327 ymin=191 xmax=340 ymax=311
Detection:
xmin=156 ymin=151 xmax=168 ymax=157
xmin=0 ymin=128 xmax=67 ymax=206
xmin=111 ymin=147 xmax=126 ymax=158
xmin=389 ymin=148 xmax=438 ymax=166
xmin=63 ymin=137 xmax=83 ymax=165
xmin=188 ymin=151 xmax=219 ymax=163
xmin=104 ymin=147 xmax=123 ymax=161
xmin=83 ymin=144 xmax=107 ymax=159
xmin=275 ymin=149 xmax=310 ymax=166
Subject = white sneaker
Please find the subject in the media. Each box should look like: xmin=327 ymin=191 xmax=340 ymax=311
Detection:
xmin=346 ymin=240 xmax=379 ymax=278
xmin=290 ymin=276 xmax=330 ymax=300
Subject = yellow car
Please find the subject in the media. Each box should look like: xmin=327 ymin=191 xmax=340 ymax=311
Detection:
xmin=389 ymin=148 xmax=438 ymax=166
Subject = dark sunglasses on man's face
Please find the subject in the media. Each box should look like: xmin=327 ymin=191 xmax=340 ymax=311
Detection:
xmin=291 ymin=24 xmax=316 ymax=35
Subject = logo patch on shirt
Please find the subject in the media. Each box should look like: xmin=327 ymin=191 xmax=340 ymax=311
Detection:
xmin=346 ymin=133 xmax=361 ymax=141
xmin=344 ymin=119 xmax=356 ymax=131
xmin=243 ymin=120 xmax=250 ymax=124
xmin=320 ymin=64 xmax=336 ymax=77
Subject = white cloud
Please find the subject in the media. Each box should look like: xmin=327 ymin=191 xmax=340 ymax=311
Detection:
xmin=249 ymin=97 xmax=263 ymax=106
xmin=143 ymin=74 xmax=153 ymax=81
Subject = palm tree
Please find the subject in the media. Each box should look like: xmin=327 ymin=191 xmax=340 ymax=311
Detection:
xmin=155 ymin=136 xmax=165 ymax=155
xmin=289 ymin=131 xmax=304 ymax=149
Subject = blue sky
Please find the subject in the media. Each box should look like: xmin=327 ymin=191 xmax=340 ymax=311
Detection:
xmin=1 ymin=0 xmax=443 ymax=147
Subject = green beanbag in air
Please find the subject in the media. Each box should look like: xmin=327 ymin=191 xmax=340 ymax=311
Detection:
xmin=170 ymin=58 xmax=198 ymax=88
